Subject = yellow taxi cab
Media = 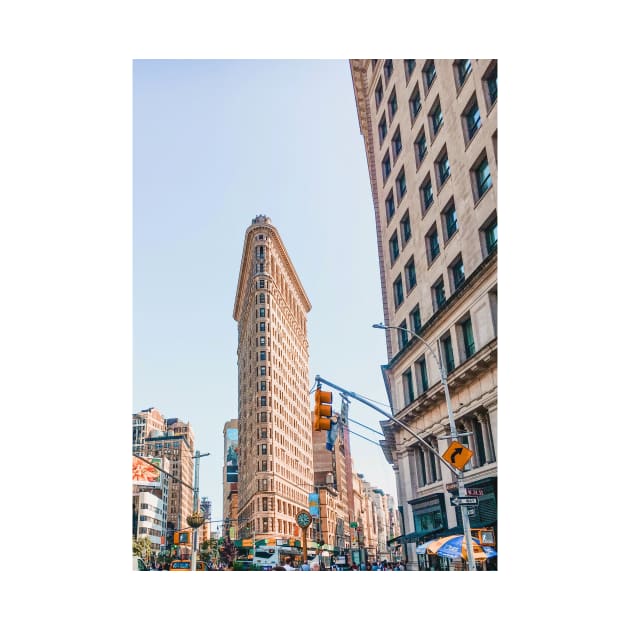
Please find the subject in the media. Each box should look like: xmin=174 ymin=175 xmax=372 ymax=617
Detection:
xmin=169 ymin=560 xmax=206 ymax=571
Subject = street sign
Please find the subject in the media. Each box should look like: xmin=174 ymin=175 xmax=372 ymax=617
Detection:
xmin=466 ymin=488 xmax=484 ymax=496
xmin=450 ymin=496 xmax=478 ymax=506
xmin=442 ymin=441 xmax=473 ymax=470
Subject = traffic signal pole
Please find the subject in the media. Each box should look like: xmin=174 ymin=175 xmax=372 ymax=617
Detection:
xmin=315 ymin=373 xmax=476 ymax=571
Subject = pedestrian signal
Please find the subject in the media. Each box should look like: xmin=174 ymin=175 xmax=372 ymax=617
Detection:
xmin=313 ymin=388 xmax=333 ymax=431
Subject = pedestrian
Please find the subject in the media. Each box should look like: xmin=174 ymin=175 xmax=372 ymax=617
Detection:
xmin=300 ymin=560 xmax=311 ymax=570
xmin=351 ymin=563 xmax=359 ymax=571
xmin=272 ymin=564 xmax=286 ymax=571
xmin=284 ymin=558 xmax=296 ymax=571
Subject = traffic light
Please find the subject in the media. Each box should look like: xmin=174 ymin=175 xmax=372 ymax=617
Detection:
xmin=174 ymin=531 xmax=190 ymax=545
xmin=313 ymin=388 xmax=333 ymax=431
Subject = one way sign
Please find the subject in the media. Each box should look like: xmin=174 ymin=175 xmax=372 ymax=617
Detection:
xmin=442 ymin=441 xmax=473 ymax=471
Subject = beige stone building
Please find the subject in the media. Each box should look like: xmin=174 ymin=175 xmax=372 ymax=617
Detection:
xmin=350 ymin=59 xmax=498 ymax=569
xmin=233 ymin=215 xmax=314 ymax=543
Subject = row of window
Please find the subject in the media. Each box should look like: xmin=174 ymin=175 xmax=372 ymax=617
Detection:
xmin=401 ymin=312 xmax=477 ymax=406
xmin=392 ymin=213 xmax=496 ymax=316
xmin=385 ymin=148 xmax=493 ymax=228
xmin=374 ymin=59 xmax=497 ymax=133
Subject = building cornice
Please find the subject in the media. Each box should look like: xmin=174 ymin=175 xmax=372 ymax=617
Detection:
xmin=350 ymin=60 xmax=392 ymax=357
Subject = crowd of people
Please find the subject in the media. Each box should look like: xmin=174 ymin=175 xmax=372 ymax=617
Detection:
xmin=271 ymin=558 xmax=406 ymax=571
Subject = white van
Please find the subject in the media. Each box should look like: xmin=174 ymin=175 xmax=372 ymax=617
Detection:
xmin=133 ymin=555 xmax=150 ymax=571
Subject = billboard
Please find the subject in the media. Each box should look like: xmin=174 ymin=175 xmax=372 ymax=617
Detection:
xmin=226 ymin=427 xmax=238 ymax=483
xmin=132 ymin=455 xmax=162 ymax=487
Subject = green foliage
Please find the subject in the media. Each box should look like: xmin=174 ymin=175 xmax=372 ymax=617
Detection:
xmin=133 ymin=535 xmax=153 ymax=561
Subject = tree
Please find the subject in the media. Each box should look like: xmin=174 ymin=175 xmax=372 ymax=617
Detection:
xmin=133 ymin=535 xmax=153 ymax=562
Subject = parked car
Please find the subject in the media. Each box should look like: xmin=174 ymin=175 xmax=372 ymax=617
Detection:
xmin=169 ymin=560 xmax=207 ymax=571
xmin=133 ymin=556 xmax=150 ymax=571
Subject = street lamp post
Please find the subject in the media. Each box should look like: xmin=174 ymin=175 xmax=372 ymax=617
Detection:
xmin=373 ymin=323 xmax=477 ymax=571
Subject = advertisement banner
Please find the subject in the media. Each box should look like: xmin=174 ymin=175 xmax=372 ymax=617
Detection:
xmin=132 ymin=455 xmax=161 ymax=487
xmin=226 ymin=428 xmax=238 ymax=482
xmin=308 ymin=492 xmax=320 ymax=517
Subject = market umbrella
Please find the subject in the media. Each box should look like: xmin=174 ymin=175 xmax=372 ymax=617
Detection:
xmin=416 ymin=539 xmax=440 ymax=555
xmin=426 ymin=535 xmax=497 ymax=561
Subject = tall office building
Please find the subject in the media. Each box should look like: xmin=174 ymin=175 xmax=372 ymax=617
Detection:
xmin=233 ymin=215 xmax=313 ymax=542
xmin=133 ymin=410 xmax=195 ymax=538
xmin=351 ymin=59 xmax=498 ymax=568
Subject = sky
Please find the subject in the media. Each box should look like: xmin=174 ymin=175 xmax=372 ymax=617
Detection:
xmin=133 ymin=59 xmax=400 ymax=523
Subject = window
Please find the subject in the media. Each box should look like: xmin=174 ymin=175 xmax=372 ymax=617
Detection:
xmin=260 ymin=396 xmax=267 ymax=407
xmin=474 ymin=155 xmax=492 ymax=198
xmin=375 ymin=79 xmax=383 ymax=108
xmin=424 ymin=60 xmax=436 ymax=92
xmin=485 ymin=216 xmax=498 ymax=254
xmin=415 ymin=129 xmax=428 ymax=167
xmin=456 ymin=59 xmax=472 ymax=86
xmin=405 ymin=59 xmax=416 ymax=79
xmin=461 ymin=317 xmax=475 ymax=359
xmin=259 ymin=307 xmax=265 ymax=318
xmin=449 ymin=256 xmax=465 ymax=290
xmin=398 ymin=321 xmax=409 ymax=351
xmin=484 ymin=62 xmax=498 ymax=106
xmin=417 ymin=356 xmax=429 ymax=392
xmin=260 ymin=366 xmax=267 ymax=376
xmin=433 ymin=277 xmax=446 ymax=310
xmin=259 ymin=350 xmax=266 ymax=361
xmin=410 ymin=305 xmax=421 ymax=334
xmin=261 ymin=444 xmax=268 ymax=456
xmin=384 ymin=59 xmax=393 ymax=83
xmin=421 ymin=176 xmax=434 ymax=214
xmin=394 ymin=275 xmax=404 ymax=308
xmin=464 ymin=97 xmax=482 ymax=141
xmin=409 ymin=84 xmax=422 ymax=120
xmin=389 ymin=232 xmax=400 ymax=265
xmin=259 ymin=336 xmax=266 ymax=346
xmin=385 ymin=190 xmax=395 ymax=220
xmin=430 ymin=100 xmax=443 ymax=137
xmin=259 ymin=321 xmax=266 ymax=332
xmin=378 ymin=114 xmax=388 ymax=144
xmin=405 ymin=256 xmax=417 ymax=291
xmin=426 ymin=225 xmax=440 ymax=263
xmin=400 ymin=212 xmax=412 ymax=245
xmin=392 ymin=128 xmax=402 ymax=161
xmin=259 ymin=279 xmax=266 ymax=288
xmin=437 ymin=150 xmax=450 ymax=186
xmin=443 ymin=201 xmax=458 ymax=240
xmin=388 ymin=89 xmax=398 ymax=119
xmin=382 ymin=151 xmax=391 ymax=181
xmin=403 ymin=368 xmax=415 ymax=406
xmin=441 ymin=334 xmax=455 ymax=373
xmin=396 ymin=168 xmax=407 ymax=202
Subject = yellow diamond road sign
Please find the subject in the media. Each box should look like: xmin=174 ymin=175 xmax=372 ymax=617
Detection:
xmin=442 ymin=441 xmax=473 ymax=470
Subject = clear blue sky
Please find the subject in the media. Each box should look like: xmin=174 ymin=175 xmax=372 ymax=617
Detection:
xmin=133 ymin=59 xmax=398 ymax=522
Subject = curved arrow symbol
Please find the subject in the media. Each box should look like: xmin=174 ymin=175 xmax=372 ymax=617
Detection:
xmin=450 ymin=447 xmax=463 ymax=463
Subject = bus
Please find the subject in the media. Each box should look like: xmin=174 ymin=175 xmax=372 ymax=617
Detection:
xmin=252 ymin=546 xmax=312 ymax=568
xmin=252 ymin=545 xmax=280 ymax=568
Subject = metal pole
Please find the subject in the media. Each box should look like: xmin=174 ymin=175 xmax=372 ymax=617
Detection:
xmin=372 ymin=323 xmax=476 ymax=571
xmin=190 ymin=451 xmax=210 ymax=572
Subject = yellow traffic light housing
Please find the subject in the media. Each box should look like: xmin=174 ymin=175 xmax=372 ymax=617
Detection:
xmin=174 ymin=531 xmax=190 ymax=545
xmin=313 ymin=388 xmax=333 ymax=431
